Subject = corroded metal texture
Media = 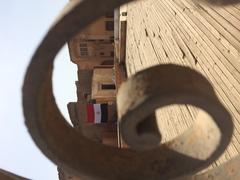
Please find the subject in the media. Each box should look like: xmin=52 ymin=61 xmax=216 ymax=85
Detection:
xmin=117 ymin=64 xmax=232 ymax=155
xmin=22 ymin=0 xmax=239 ymax=179
xmin=193 ymin=156 xmax=240 ymax=180
xmin=0 ymin=169 xmax=27 ymax=180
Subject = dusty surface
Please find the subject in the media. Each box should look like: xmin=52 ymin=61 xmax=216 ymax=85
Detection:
xmin=126 ymin=0 xmax=240 ymax=169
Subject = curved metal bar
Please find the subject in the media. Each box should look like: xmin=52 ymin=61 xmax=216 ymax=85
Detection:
xmin=118 ymin=64 xmax=232 ymax=159
xmin=22 ymin=0 xmax=233 ymax=179
xmin=200 ymin=0 xmax=240 ymax=6
xmin=178 ymin=156 xmax=240 ymax=180
xmin=0 ymin=169 xmax=27 ymax=180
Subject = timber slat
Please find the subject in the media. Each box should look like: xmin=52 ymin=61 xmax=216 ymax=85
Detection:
xmin=126 ymin=0 xmax=240 ymax=170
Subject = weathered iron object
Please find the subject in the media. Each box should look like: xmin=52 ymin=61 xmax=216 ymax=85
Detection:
xmin=22 ymin=0 xmax=238 ymax=179
xmin=118 ymin=64 xmax=232 ymax=157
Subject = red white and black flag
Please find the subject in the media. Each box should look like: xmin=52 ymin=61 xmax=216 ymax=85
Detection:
xmin=87 ymin=103 xmax=108 ymax=123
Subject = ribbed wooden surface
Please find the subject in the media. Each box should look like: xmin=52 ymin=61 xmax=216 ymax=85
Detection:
xmin=126 ymin=0 xmax=240 ymax=169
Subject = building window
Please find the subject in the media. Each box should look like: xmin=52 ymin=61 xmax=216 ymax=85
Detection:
xmin=80 ymin=51 xmax=88 ymax=56
xmin=110 ymin=51 xmax=114 ymax=57
xmin=105 ymin=21 xmax=114 ymax=31
xmin=101 ymin=84 xmax=116 ymax=90
xmin=79 ymin=44 xmax=88 ymax=57
xmin=80 ymin=47 xmax=88 ymax=52
xmin=121 ymin=12 xmax=127 ymax=16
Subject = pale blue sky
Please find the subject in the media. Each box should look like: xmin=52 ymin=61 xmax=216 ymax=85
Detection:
xmin=0 ymin=1 xmax=77 ymax=179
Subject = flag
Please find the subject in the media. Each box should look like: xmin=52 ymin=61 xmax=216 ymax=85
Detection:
xmin=87 ymin=103 xmax=108 ymax=123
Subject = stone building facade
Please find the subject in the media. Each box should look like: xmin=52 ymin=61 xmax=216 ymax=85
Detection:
xmin=58 ymin=12 xmax=117 ymax=180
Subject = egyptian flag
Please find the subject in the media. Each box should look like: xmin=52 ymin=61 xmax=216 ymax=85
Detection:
xmin=87 ymin=104 xmax=108 ymax=123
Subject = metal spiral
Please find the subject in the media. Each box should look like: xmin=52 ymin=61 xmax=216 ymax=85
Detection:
xmin=22 ymin=0 xmax=239 ymax=179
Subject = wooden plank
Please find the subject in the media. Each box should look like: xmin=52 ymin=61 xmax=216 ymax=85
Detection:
xmin=125 ymin=0 xmax=240 ymax=168
xmin=119 ymin=21 xmax=127 ymax=64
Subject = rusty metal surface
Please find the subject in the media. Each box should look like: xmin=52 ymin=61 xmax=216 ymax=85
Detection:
xmin=22 ymin=0 xmax=240 ymax=179
xmin=176 ymin=156 xmax=240 ymax=180
xmin=0 ymin=169 xmax=28 ymax=180
xmin=117 ymin=64 xmax=233 ymax=153
xmin=193 ymin=156 xmax=240 ymax=180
